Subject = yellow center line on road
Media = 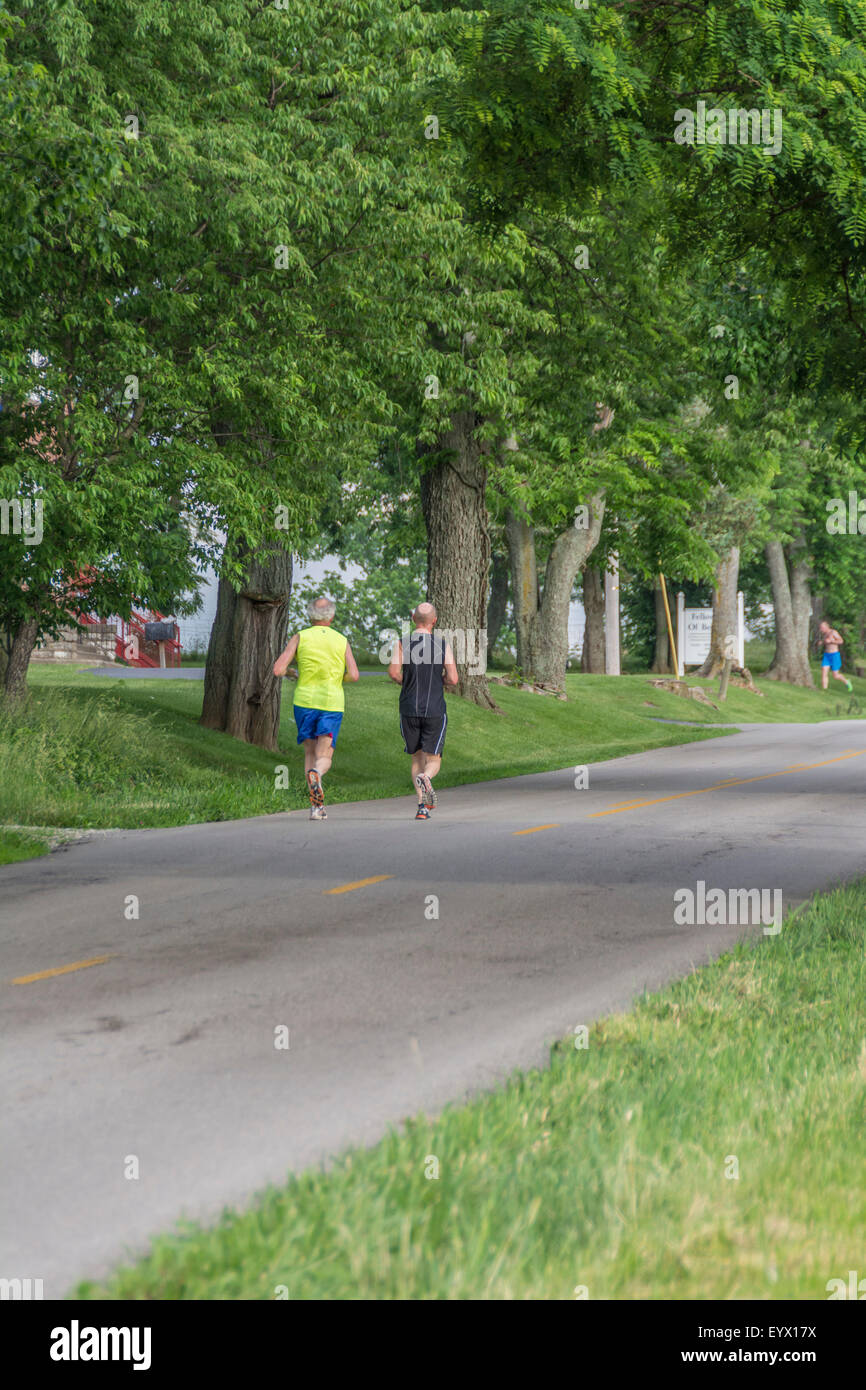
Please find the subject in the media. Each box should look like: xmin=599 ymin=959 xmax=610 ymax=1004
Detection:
xmin=513 ymin=824 xmax=560 ymax=836
xmin=589 ymin=749 xmax=866 ymax=819
xmin=323 ymin=874 xmax=394 ymax=895
xmin=12 ymin=955 xmax=112 ymax=985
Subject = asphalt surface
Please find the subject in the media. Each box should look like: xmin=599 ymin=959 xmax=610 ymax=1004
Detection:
xmin=2 ymin=719 xmax=865 ymax=1295
xmin=89 ymin=665 xmax=208 ymax=679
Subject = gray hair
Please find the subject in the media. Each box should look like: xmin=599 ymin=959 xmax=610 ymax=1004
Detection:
xmin=307 ymin=596 xmax=336 ymax=622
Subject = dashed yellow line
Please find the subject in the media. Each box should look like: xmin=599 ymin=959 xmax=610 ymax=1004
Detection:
xmin=513 ymin=824 xmax=560 ymax=836
xmin=324 ymin=874 xmax=394 ymax=895
xmin=590 ymin=749 xmax=866 ymax=819
xmin=12 ymin=955 xmax=112 ymax=985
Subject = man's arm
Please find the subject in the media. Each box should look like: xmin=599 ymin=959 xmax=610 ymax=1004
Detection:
xmin=273 ymin=633 xmax=299 ymax=677
xmin=344 ymin=642 xmax=360 ymax=682
xmin=387 ymin=639 xmax=404 ymax=684
xmin=443 ymin=642 xmax=459 ymax=690
xmin=831 ymin=629 xmax=844 ymax=645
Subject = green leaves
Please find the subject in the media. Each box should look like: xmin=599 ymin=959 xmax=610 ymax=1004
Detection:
xmin=4 ymin=0 xmax=865 ymax=658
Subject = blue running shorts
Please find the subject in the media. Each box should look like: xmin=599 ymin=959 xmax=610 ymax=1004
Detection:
xmin=293 ymin=706 xmax=344 ymax=747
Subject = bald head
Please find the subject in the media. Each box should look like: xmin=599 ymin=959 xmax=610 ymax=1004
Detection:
xmin=413 ymin=602 xmax=437 ymax=630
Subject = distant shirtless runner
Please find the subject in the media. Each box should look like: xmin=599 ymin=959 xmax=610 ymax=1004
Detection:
xmin=816 ymin=620 xmax=853 ymax=693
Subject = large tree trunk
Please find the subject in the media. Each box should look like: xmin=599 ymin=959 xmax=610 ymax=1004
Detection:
xmin=505 ymin=509 xmax=537 ymax=677
xmin=2 ymin=616 xmax=39 ymax=703
xmin=581 ymin=566 xmax=606 ymax=672
xmin=698 ymin=546 xmax=740 ymax=678
xmin=419 ymin=410 xmax=497 ymax=708
xmin=200 ymin=546 xmax=293 ymax=749
xmin=651 ymin=579 xmax=671 ymax=673
xmin=790 ymin=541 xmax=813 ymax=674
xmin=486 ymin=551 xmax=509 ymax=657
xmin=506 ymin=494 xmax=605 ymax=691
xmin=765 ymin=537 xmax=813 ymax=685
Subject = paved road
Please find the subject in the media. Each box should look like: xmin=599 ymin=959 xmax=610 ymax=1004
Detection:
xmin=2 ymin=720 xmax=864 ymax=1295
xmin=89 ymin=665 xmax=208 ymax=680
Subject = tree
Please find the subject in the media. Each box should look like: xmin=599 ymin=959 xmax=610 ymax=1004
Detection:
xmin=448 ymin=0 xmax=866 ymax=595
xmin=765 ymin=538 xmax=813 ymax=685
xmin=0 ymin=2 xmax=326 ymax=703
xmin=200 ymin=546 xmax=293 ymax=750
xmin=487 ymin=189 xmax=747 ymax=691
xmin=419 ymin=412 xmax=497 ymax=707
xmin=581 ymin=568 xmax=605 ymax=673
xmin=485 ymin=548 xmax=511 ymax=660
xmin=1 ymin=0 xmax=451 ymax=730
xmin=507 ymin=493 xmax=605 ymax=688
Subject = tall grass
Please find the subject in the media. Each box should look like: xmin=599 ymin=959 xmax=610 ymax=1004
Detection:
xmin=0 ymin=689 xmax=304 ymax=828
xmin=0 ymin=689 xmax=165 ymax=797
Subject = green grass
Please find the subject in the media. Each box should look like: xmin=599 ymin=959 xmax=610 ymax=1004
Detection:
xmin=2 ymin=659 xmax=862 ymax=837
xmin=743 ymin=636 xmax=775 ymax=673
xmin=0 ymin=829 xmax=50 ymax=865
xmin=74 ymin=878 xmax=866 ymax=1300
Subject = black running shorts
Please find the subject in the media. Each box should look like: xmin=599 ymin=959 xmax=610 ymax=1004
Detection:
xmin=400 ymin=713 xmax=447 ymax=755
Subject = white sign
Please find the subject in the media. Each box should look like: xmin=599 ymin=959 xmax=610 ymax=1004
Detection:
xmin=682 ymin=608 xmax=713 ymax=664
xmin=674 ymin=591 xmax=745 ymax=675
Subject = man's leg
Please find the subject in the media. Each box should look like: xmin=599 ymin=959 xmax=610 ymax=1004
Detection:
xmin=313 ymin=733 xmax=334 ymax=776
xmin=412 ymin=752 xmax=440 ymax=795
xmin=302 ymin=738 xmax=319 ymax=777
xmin=422 ymin=752 xmax=441 ymax=782
xmin=414 ymin=748 xmax=441 ymax=810
xmin=304 ymin=734 xmax=334 ymax=815
xmin=821 ymin=663 xmax=829 ymax=689
xmin=411 ymin=751 xmax=426 ymax=800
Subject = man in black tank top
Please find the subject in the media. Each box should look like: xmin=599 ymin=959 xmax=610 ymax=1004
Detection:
xmin=388 ymin=602 xmax=459 ymax=819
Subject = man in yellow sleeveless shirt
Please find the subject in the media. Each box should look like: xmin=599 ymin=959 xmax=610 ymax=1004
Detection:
xmin=273 ymin=597 xmax=359 ymax=820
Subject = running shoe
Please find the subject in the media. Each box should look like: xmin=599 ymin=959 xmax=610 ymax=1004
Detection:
xmin=310 ymin=805 xmax=328 ymax=821
xmin=415 ymin=805 xmax=430 ymax=820
xmin=415 ymin=773 xmax=437 ymax=809
xmin=306 ymin=769 xmax=324 ymax=808
xmin=845 ymin=679 xmax=854 ymax=692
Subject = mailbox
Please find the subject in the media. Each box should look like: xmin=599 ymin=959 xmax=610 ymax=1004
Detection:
xmin=144 ymin=621 xmax=176 ymax=643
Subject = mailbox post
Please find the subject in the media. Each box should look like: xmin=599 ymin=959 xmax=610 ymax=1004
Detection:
xmin=143 ymin=620 xmax=177 ymax=669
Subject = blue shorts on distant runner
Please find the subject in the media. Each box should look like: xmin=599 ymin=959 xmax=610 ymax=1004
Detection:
xmin=822 ymin=652 xmax=842 ymax=670
xmin=293 ymin=706 xmax=344 ymax=747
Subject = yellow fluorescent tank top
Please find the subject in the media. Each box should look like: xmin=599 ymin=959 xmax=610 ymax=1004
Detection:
xmin=294 ymin=626 xmax=348 ymax=712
